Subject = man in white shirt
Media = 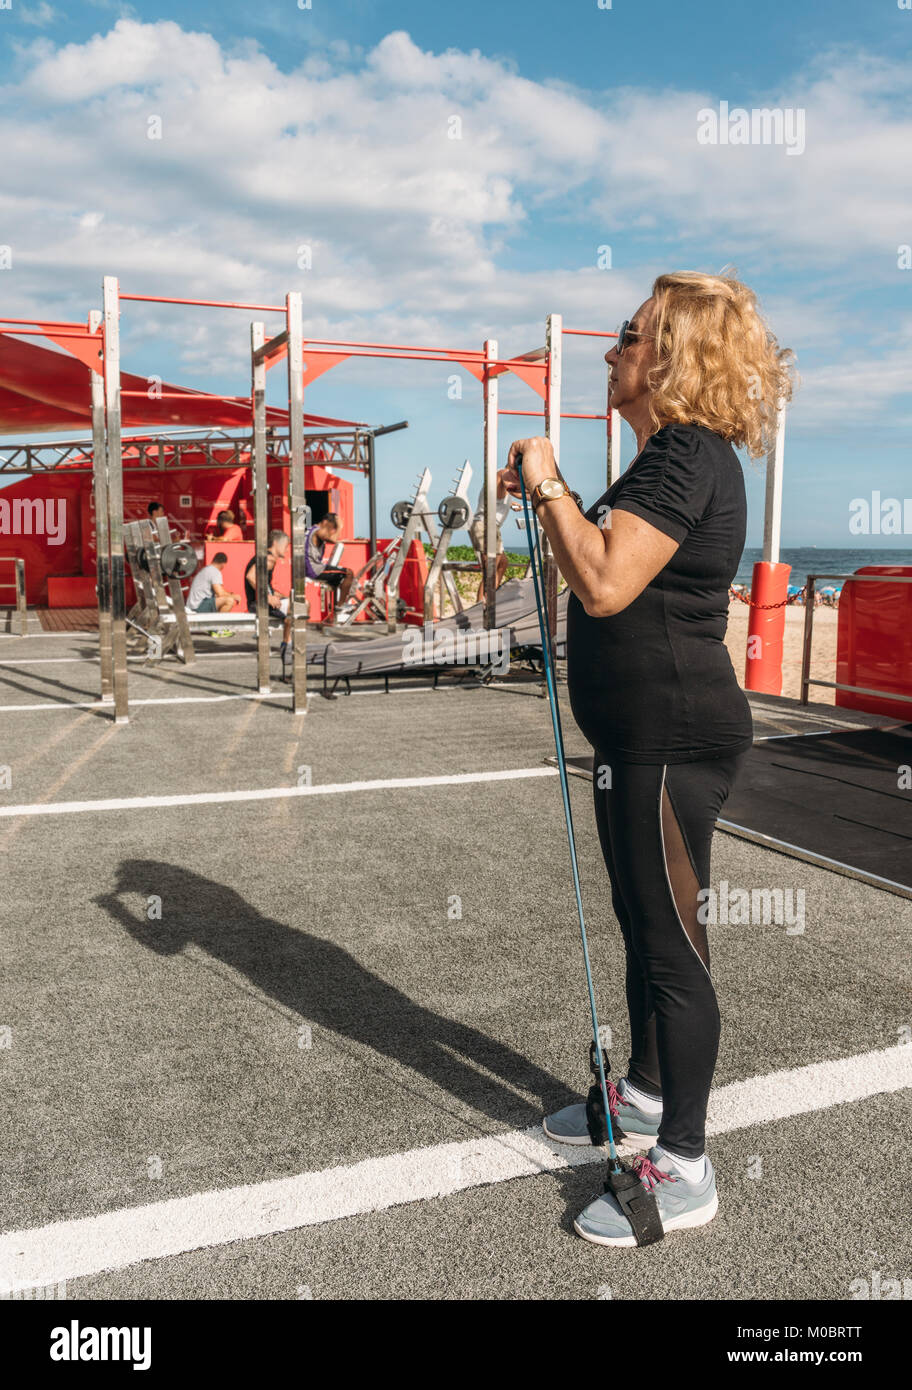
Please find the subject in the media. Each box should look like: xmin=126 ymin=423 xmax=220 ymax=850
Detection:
xmin=185 ymin=553 xmax=241 ymax=615
xmin=469 ymin=478 xmax=518 ymax=601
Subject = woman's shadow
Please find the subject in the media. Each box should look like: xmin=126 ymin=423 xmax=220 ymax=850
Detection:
xmin=96 ymin=858 xmax=576 ymax=1132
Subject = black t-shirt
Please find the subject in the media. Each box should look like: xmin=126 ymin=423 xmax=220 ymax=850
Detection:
xmin=244 ymin=558 xmax=258 ymax=611
xmin=244 ymin=555 xmax=276 ymax=612
xmin=566 ymin=422 xmax=753 ymax=764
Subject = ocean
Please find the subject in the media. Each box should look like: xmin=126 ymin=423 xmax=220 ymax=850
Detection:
xmin=734 ymin=548 xmax=912 ymax=589
xmin=495 ymin=542 xmax=912 ymax=591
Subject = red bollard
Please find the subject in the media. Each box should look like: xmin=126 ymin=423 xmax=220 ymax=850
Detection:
xmin=743 ymin=561 xmax=791 ymax=695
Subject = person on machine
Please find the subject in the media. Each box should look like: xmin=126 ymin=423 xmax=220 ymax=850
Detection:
xmin=305 ymin=514 xmax=355 ymax=620
xmin=469 ymin=476 xmax=518 ymax=601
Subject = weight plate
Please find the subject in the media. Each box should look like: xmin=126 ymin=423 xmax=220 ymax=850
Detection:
xmin=437 ymin=495 xmax=470 ymax=529
xmin=160 ymin=541 xmax=199 ymax=579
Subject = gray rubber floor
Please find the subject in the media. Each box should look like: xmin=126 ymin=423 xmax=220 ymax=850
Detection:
xmin=1 ymin=630 xmax=910 ymax=1300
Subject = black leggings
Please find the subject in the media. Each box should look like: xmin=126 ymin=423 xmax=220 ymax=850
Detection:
xmin=592 ymin=752 xmax=747 ymax=1159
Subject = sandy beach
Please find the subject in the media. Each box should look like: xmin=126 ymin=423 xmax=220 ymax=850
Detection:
xmin=724 ymin=599 xmax=838 ymax=703
xmin=446 ymin=563 xmax=840 ymax=702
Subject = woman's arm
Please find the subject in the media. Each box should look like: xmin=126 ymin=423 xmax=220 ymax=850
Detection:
xmin=503 ymin=437 xmax=679 ymax=618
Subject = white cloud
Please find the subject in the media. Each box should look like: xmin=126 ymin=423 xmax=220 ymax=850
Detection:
xmin=21 ymin=19 xmax=226 ymax=99
xmin=788 ymin=316 xmax=912 ymax=431
xmin=19 ymin=2 xmax=57 ymax=27
xmin=0 ymin=20 xmax=908 ymax=431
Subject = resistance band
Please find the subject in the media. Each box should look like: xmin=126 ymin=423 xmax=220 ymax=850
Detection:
xmin=516 ymin=460 xmax=664 ymax=1247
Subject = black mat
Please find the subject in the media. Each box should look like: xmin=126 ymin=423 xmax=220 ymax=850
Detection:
xmin=554 ymin=726 xmax=912 ymax=897
xmin=720 ymin=725 xmax=912 ymax=894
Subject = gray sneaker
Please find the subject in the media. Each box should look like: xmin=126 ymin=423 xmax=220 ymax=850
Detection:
xmin=573 ymin=1147 xmax=718 ymax=1246
xmin=543 ymin=1078 xmax=661 ymax=1148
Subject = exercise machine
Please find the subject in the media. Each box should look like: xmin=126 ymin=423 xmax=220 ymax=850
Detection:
xmin=423 ymin=460 xmax=475 ymax=623
xmin=123 ymin=518 xmax=256 ymax=662
xmin=385 ymin=468 xmax=461 ymax=632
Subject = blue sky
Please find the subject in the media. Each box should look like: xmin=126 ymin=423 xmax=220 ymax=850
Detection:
xmin=1 ymin=0 xmax=910 ymax=548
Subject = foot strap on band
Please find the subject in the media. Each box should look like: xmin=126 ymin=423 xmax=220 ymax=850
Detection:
xmin=585 ymin=1042 xmax=626 ymax=1146
xmin=605 ymin=1162 xmax=665 ymax=1246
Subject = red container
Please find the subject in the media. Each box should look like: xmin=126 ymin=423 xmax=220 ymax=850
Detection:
xmin=835 ymin=565 xmax=912 ymax=720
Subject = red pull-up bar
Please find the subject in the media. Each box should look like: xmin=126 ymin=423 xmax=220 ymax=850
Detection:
xmin=0 ymin=317 xmax=88 ymax=328
xmin=120 ymin=293 xmax=286 ymax=312
xmin=499 ymin=410 xmax=610 ymax=420
xmin=117 ymin=294 xmax=552 ymax=370
xmin=301 ymin=336 xmax=487 ymax=358
xmin=563 ymin=328 xmax=619 ymax=338
xmin=0 ymin=327 xmax=97 ymax=339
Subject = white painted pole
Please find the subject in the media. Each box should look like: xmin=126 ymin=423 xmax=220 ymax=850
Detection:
xmin=543 ymin=314 xmax=562 ymax=639
xmin=483 ymin=339 xmax=498 ymax=630
xmin=763 ymin=401 xmax=787 ymax=564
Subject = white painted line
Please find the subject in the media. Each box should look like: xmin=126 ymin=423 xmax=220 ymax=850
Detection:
xmin=0 ymin=680 xmax=476 ymax=713
xmin=0 ymin=766 xmax=559 ymax=818
xmin=1 ymin=1044 xmax=909 ymax=1292
xmin=0 ymin=691 xmax=296 ymax=713
xmin=704 ymin=1044 xmax=912 ymax=1134
xmin=0 ymin=632 xmax=82 ymax=641
xmin=0 ymin=657 xmax=103 ymax=666
xmin=0 ymin=653 xmax=253 ymax=667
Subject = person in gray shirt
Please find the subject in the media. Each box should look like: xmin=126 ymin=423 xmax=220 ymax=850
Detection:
xmin=185 ymin=553 xmax=241 ymax=615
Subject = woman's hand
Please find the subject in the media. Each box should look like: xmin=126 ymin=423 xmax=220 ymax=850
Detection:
xmin=502 ymin=437 xmax=558 ymax=499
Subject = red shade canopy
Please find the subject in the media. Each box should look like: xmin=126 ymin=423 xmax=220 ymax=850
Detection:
xmin=0 ymin=334 xmax=363 ymax=435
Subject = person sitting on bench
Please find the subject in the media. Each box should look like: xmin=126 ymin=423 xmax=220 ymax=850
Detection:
xmin=206 ymin=508 xmax=244 ymax=543
xmin=305 ymin=514 xmax=355 ymax=615
xmin=245 ymin=529 xmax=293 ymax=665
xmin=147 ymin=500 xmax=165 ymax=523
xmin=186 ymin=553 xmax=241 ymax=616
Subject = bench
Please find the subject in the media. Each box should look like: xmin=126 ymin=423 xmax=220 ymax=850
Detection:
xmin=183 ymin=609 xmax=258 ymax=629
xmin=126 ymin=606 xmax=261 ymax=660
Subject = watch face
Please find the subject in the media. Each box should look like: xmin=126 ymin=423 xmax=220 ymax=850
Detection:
xmin=541 ymin=478 xmax=563 ymax=498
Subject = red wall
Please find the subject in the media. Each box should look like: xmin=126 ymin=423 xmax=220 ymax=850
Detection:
xmin=0 ymin=473 xmax=84 ymax=605
xmin=0 ymin=460 xmax=355 ymax=607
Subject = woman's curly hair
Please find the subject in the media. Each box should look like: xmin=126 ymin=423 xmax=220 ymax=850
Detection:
xmin=647 ymin=270 xmax=795 ymax=458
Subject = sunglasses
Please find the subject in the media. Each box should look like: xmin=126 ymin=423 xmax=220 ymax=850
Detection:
xmin=616 ymin=319 xmax=655 ymax=356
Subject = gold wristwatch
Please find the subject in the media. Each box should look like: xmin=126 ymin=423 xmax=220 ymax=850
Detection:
xmin=530 ymin=477 xmax=583 ymax=511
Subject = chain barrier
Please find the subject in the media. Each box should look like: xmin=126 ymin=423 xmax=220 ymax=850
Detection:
xmin=730 ymin=590 xmax=795 ymax=609
xmin=730 ymin=585 xmax=840 ymax=610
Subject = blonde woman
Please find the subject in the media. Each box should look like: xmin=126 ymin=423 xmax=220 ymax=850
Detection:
xmin=502 ymin=271 xmax=793 ymax=1246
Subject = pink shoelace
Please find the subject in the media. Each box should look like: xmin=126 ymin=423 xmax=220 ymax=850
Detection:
xmin=631 ymin=1154 xmax=677 ymax=1189
xmin=604 ymin=1080 xmax=624 ymax=1119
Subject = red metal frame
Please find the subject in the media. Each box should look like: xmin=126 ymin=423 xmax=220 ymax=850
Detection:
xmin=291 ymin=336 xmax=487 ymax=356
xmin=563 ymin=328 xmax=620 ymax=339
xmin=499 ymin=410 xmax=610 ymax=420
xmin=118 ymin=293 xmax=546 ymax=376
xmin=497 ymin=324 xmax=618 ymax=422
xmin=0 ymin=328 xmax=95 ymax=339
xmin=120 ymin=294 xmax=285 ymax=312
